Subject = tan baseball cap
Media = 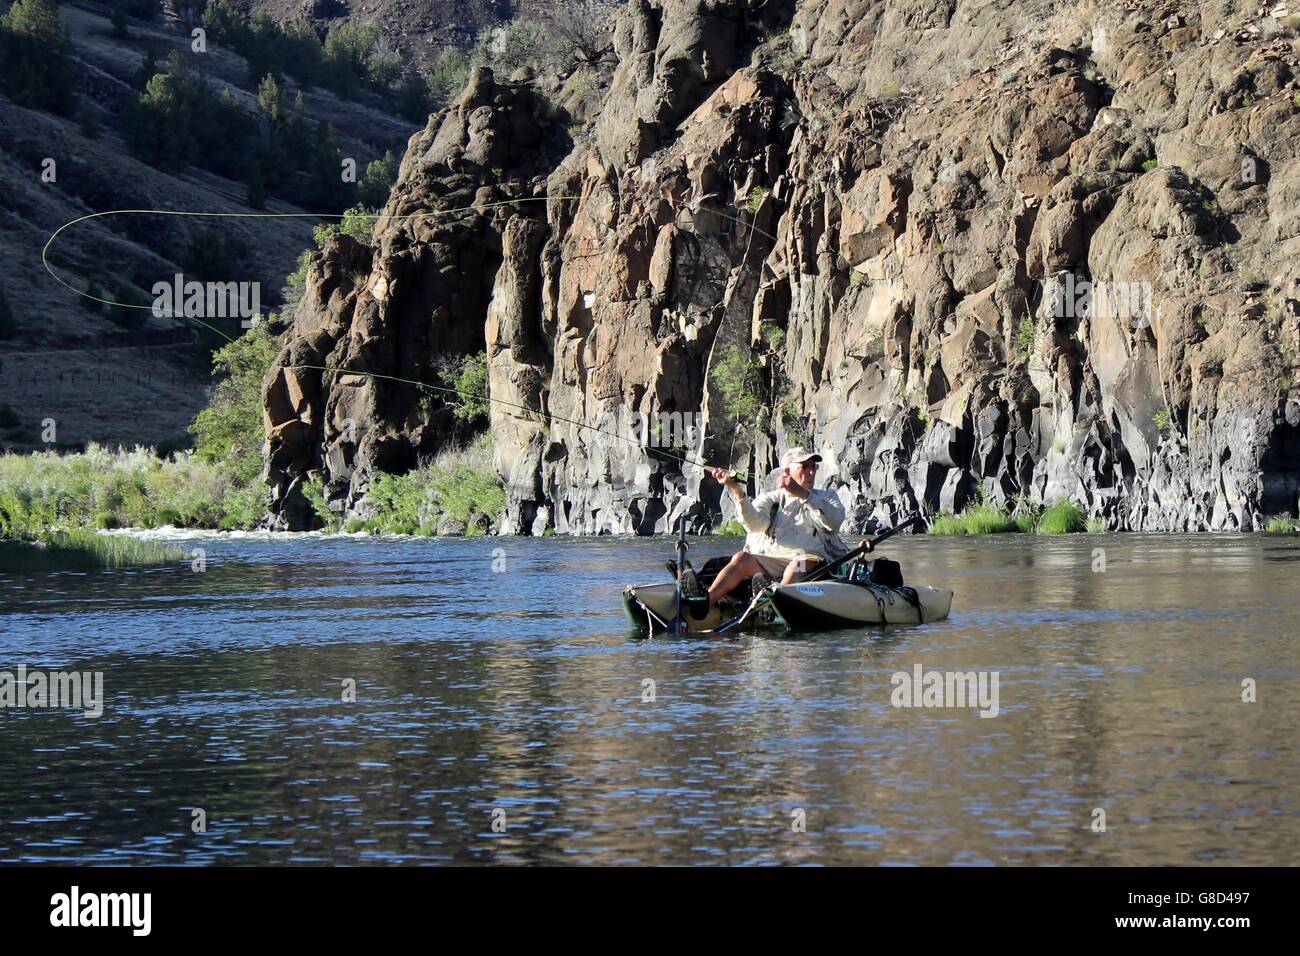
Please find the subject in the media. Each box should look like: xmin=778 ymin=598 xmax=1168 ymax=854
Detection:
xmin=781 ymin=447 xmax=822 ymax=468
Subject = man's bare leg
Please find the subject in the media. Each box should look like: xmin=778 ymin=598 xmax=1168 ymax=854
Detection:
xmin=707 ymin=552 xmax=765 ymax=607
xmin=780 ymin=556 xmax=821 ymax=584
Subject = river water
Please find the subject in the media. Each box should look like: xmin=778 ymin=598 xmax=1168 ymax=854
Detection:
xmin=1 ymin=531 xmax=1297 ymax=865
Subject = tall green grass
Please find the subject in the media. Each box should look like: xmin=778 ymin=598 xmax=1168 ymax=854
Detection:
xmin=1037 ymin=501 xmax=1088 ymax=534
xmin=0 ymin=530 xmax=185 ymax=572
xmin=1265 ymin=514 xmax=1299 ymax=533
xmin=929 ymin=497 xmax=1090 ymax=535
xmin=928 ymin=502 xmax=1021 ymax=535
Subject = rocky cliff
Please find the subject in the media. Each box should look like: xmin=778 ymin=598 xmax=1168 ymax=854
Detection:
xmin=263 ymin=0 xmax=1300 ymax=533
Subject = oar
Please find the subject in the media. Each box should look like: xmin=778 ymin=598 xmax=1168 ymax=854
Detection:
xmin=711 ymin=584 xmax=773 ymax=635
xmin=801 ymin=513 xmax=923 ymax=584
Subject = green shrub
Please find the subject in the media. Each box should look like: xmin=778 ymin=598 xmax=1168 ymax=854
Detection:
xmin=1014 ymin=316 xmax=1037 ymax=364
xmin=435 ymin=352 xmax=491 ymax=424
xmin=430 ymin=464 xmax=504 ymax=524
xmin=313 ymin=205 xmax=378 ymax=248
xmin=121 ymin=44 xmax=351 ymax=213
xmin=1086 ymin=517 xmax=1107 ymax=533
xmin=780 ymin=400 xmax=811 ymax=446
xmin=714 ymin=519 xmax=746 ymax=536
xmin=123 ymin=53 xmax=256 ymax=175
xmin=352 ymin=432 xmax=508 ymax=531
xmin=206 ymin=3 xmax=403 ymax=100
xmin=0 ymin=444 xmax=257 ymax=534
xmin=472 ymin=20 xmax=548 ymax=73
xmin=301 ymin=476 xmax=340 ymax=531
xmin=1037 ymin=500 xmax=1087 ymax=534
xmin=1141 ymin=159 xmax=1158 ymax=172
xmin=286 ymin=250 xmax=312 ymax=290
xmin=322 ymin=20 xmax=400 ymax=98
xmin=190 ymin=323 xmax=280 ymax=485
xmin=564 ymin=70 xmax=596 ymax=99
xmin=366 ymin=470 xmax=429 ymax=533
xmin=220 ymin=484 xmax=269 ymax=530
xmin=711 ymin=345 xmax=766 ymax=425
xmin=1153 ymin=407 xmax=1171 ymax=432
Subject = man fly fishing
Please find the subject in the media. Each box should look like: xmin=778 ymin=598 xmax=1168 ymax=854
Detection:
xmin=701 ymin=448 xmax=866 ymax=607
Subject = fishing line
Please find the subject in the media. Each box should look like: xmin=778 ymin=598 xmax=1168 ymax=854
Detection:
xmin=41 ymin=187 xmax=782 ymax=479
xmin=282 ymin=362 xmax=726 ymax=478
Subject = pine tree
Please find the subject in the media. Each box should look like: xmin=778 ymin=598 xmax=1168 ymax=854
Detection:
xmin=358 ymin=150 xmax=397 ymax=208
xmin=0 ymin=0 xmax=79 ymax=115
xmin=256 ymin=73 xmax=283 ymax=126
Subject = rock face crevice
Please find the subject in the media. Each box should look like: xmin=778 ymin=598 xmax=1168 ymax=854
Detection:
xmin=265 ymin=1 xmax=1300 ymax=533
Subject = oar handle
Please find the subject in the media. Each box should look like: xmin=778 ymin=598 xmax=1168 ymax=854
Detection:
xmin=866 ymin=513 xmax=923 ymax=550
xmin=803 ymin=513 xmax=922 ymax=583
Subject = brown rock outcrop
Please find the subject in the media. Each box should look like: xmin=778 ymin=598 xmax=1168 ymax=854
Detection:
xmin=265 ymin=1 xmax=1300 ymax=532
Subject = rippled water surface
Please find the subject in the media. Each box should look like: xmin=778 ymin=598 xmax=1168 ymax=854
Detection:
xmin=2 ymin=532 xmax=1298 ymax=865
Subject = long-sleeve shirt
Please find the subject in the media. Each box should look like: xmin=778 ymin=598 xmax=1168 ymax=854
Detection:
xmin=737 ymin=487 xmax=851 ymax=561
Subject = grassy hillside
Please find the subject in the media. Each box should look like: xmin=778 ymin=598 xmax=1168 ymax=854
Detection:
xmin=0 ymin=0 xmax=429 ymax=449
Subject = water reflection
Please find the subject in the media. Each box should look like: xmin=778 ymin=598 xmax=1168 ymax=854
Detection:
xmin=1 ymin=533 xmax=1297 ymax=864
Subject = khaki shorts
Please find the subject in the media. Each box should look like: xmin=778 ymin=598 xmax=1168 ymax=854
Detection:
xmin=747 ymin=552 xmax=822 ymax=580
